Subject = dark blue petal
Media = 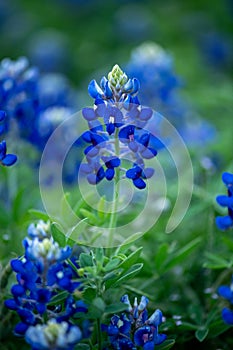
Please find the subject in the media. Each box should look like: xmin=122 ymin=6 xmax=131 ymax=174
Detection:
xmin=123 ymin=94 xmax=132 ymax=110
xmin=18 ymin=309 xmax=35 ymax=324
xmin=119 ymin=125 xmax=135 ymax=142
xmin=216 ymin=195 xmax=233 ymax=208
xmin=104 ymin=81 xmax=113 ymax=98
xmin=36 ymin=303 xmax=46 ymax=315
xmin=11 ymin=259 xmax=23 ymax=272
xmin=84 ymin=145 xmax=99 ymax=157
xmin=14 ymin=322 xmax=29 ymax=335
xmin=1 ymin=154 xmax=17 ymax=166
xmin=216 ymin=216 xmax=233 ymax=230
xmin=222 ymin=172 xmax=233 ymax=186
xmin=126 ymin=166 xmax=141 ymax=179
xmin=91 ymin=133 xmax=106 ymax=146
xmin=96 ymin=167 xmax=105 ymax=182
xmin=11 ymin=284 xmax=25 ymax=297
xmin=82 ymin=108 xmax=97 ymax=121
xmin=106 ymin=157 xmax=121 ymax=168
xmin=107 ymin=123 xmax=115 ymax=135
xmin=0 ymin=110 xmax=6 ymax=121
xmin=88 ymin=80 xmax=103 ymax=99
xmin=131 ymin=78 xmax=140 ymax=96
xmin=106 ymin=168 xmax=115 ymax=180
xmin=143 ymin=341 xmax=155 ymax=350
xmin=218 ymin=285 xmax=232 ymax=300
xmin=222 ymin=308 xmax=233 ymax=325
xmin=0 ymin=140 xmax=6 ymax=160
xmin=133 ymin=178 xmax=146 ymax=189
xmin=134 ymin=326 xmax=150 ymax=346
xmin=139 ymin=133 xmax=150 ymax=147
xmin=140 ymin=147 xmax=157 ymax=159
xmin=153 ymin=333 xmax=167 ymax=345
xmin=82 ymin=131 xmax=92 ymax=143
xmin=5 ymin=299 xmax=18 ymax=310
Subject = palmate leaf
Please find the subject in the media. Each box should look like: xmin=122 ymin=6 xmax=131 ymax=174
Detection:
xmin=51 ymin=222 xmax=66 ymax=247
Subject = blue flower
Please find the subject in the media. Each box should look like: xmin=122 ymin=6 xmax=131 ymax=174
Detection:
xmin=216 ymin=172 xmax=233 ymax=230
xmin=5 ymin=221 xmax=84 ymax=339
xmin=126 ymin=165 xmax=154 ymax=190
xmin=82 ymin=65 xmax=157 ymax=189
xmin=105 ymin=295 xmax=167 ymax=349
xmin=25 ymin=319 xmax=82 ymax=350
xmin=0 ymin=140 xmax=17 ymax=166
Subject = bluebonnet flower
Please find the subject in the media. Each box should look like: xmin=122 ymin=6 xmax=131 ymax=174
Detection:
xmin=25 ymin=319 xmax=82 ymax=350
xmin=218 ymin=275 xmax=233 ymax=325
xmin=216 ymin=172 xmax=233 ymax=230
xmin=0 ymin=57 xmax=75 ymax=150
xmin=104 ymin=294 xmax=167 ymax=349
xmin=5 ymin=221 xmax=85 ymax=339
xmin=81 ymin=65 xmax=157 ymax=189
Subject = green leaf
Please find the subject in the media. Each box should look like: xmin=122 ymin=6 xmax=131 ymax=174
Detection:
xmin=165 ymin=237 xmax=202 ymax=270
xmin=48 ymin=291 xmax=69 ymax=306
xmin=116 ymin=232 xmax=143 ymax=253
xmin=208 ymin=319 xmax=231 ymax=338
xmin=154 ymin=339 xmax=175 ymax=349
xmin=28 ymin=209 xmax=50 ymax=221
xmin=203 ymin=252 xmax=230 ymax=269
xmin=66 ymin=218 xmax=88 ymax=245
xmin=105 ymin=302 xmax=128 ymax=314
xmin=79 ymin=253 xmax=93 ymax=267
xmin=74 ymin=345 xmax=90 ymax=350
xmin=104 ymin=258 xmax=121 ymax=272
xmin=80 ymin=208 xmax=97 ymax=224
xmin=112 ymin=263 xmax=143 ymax=287
xmin=195 ymin=328 xmax=209 ymax=342
xmin=155 ymin=243 xmax=169 ymax=272
xmin=118 ymin=247 xmax=143 ymax=271
xmin=51 ymin=222 xmax=66 ymax=247
xmin=95 ymin=247 xmax=104 ymax=266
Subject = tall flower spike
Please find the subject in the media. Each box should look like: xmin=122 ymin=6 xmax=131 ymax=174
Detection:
xmin=104 ymin=294 xmax=167 ymax=349
xmin=216 ymin=172 xmax=233 ymax=230
xmin=81 ymin=65 xmax=157 ymax=189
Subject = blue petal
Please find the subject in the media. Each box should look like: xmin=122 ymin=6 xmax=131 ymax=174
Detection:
xmin=126 ymin=166 xmax=141 ymax=179
xmin=1 ymin=154 xmax=17 ymax=166
xmin=96 ymin=167 xmax=105 ymax=182
xmin=134 ymin=326 xmax=150 ymax=346
xmin=11 ymin=284 xmax=25 ymax=297
xmin=100 ymin=76 xmax=108 ymax=90
xmin=82 ymin=108 xmax=97 ymax=121
xmin=82 ymin=131 xmax=92 ymax=143
xmin=216 ymin=216 xmax=233 ymax=230
xmin=104 ymin=81 xmax=113 ymax=98
xmin=11 ymin=259 xmax=23 ymax=272
xmin=106 ymin=168 xmax=115 ymax=180
xmin=5 ymin=299 xmax=18 ymax=310
xmin=139 ymin=133 xmax=150 ymax=147
xmin=128 ymin=141 xmax=138 ymax=152
xmin=119 ymin=125 xmax=135 ymax=142
xmin=222 ymin=172 xmax=233 ymax=186
xmin=139 ymin=108 xmax=153 ymax=121
xmin=14 ymin=322 xmax=29 ymax=335
xmin=133 ymin=178 xmax=146 ymax=189
xmin=84 ymin=145 xmax=99 ymax=157
xmin=107 ymin=122 xmax=115 ymax=135
xmin=142 ymin=168 xmax=154 ymax=179
xmin=143 ymin=341 xmax=155 ymax=350
xmin=123 ymin=79 xmax=133 ymax=92
xmin=148 ymin=309 xmax=163 ymax=326
xmin=107 ymin=157 xmax=121 ymax=168
xmin=0 ymin=110 xmax=6 ymax=121
xmin=131 ymin=78 xmax=140 ymax=96
xmin=222 ymin=308 xmax=233 ymax=325
xmin=218 ymin=286 xmax=232 ymax=300
xmin=141 ymin=147 xmax=157 ymax=159
xmin=153 ymin=333 xmax=167 ymax=345
xmin=80 ymin=163 xmax=93 ymax=174
xmin=88 ymin=80 xmax=103 ymax=99
xmin=0 ymin=140 xmax=6 ymax=160
xmin=216 ymin=195 xmax=233 ymax=208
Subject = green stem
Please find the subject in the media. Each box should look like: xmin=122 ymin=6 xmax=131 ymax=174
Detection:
xmin=107 ymin=129 xmax=120 ymax=249
xmin=97 ymin=317 xmax=102 ymax=350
